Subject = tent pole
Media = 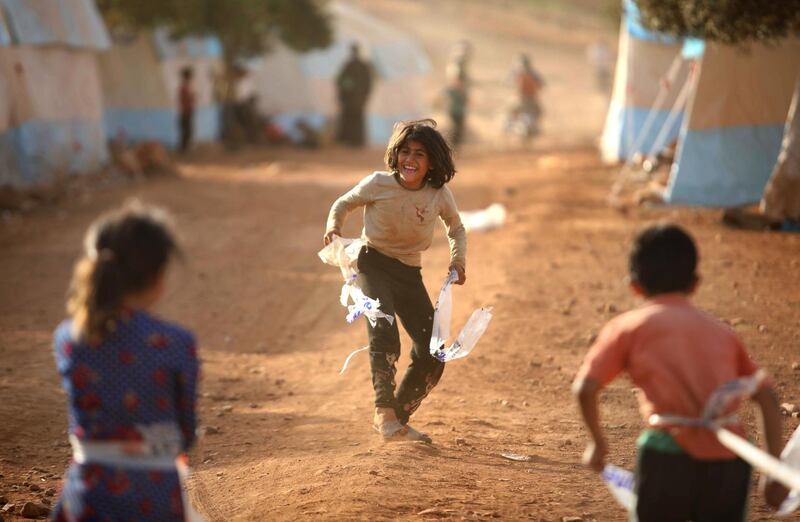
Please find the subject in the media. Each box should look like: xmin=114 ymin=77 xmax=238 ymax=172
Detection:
xmin=644 ymin=68 xmax=694 ymax=164
xmin=609 ymin=53 xmax=685 ymax=205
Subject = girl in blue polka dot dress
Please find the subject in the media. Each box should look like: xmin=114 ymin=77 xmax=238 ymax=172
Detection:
xmin=52 ymin=203 xmax=200 ymax=522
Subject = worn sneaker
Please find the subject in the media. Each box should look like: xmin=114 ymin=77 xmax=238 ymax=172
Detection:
xmin=402 ymin=423 xmax=432 ymax=443
xmin=373 ymin=407 xmax=408 ymax=440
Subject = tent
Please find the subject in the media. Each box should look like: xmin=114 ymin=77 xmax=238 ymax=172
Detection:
xmin=664 ymin=39 xmax=800 ymax=206
xmin=246 ymin=1 xmax=431 ymax=146
xmin=0 ymin=0 xmax=110 ymax=186
xmin=600 ymin=0 xmax=690 ymax=163
xmin=98 ymin=28 xmax=222 ymax=148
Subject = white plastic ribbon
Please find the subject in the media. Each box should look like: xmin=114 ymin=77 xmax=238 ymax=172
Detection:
xmin=429 ymin=271 xmax=493 ymax=362
xmin=339 ymin=346 xmax=369 ymax=375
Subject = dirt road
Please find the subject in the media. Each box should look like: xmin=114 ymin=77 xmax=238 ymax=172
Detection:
xmin=1 ymin=1 xmax=800 ymax=521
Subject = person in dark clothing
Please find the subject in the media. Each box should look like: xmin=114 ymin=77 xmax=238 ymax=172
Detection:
xmin=445 ymin=41 xmax=472 ymax=146
xmin=445 ymin=77 xmax=468 ymax=147
xmin=336 ymin=43 xmax=373 ymax=147
xmin=177 ymin=67 xmax=195 ymax=154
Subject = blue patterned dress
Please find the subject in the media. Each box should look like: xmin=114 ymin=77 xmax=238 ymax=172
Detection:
xmin=51 ymin=310 xmax=199 ymax=522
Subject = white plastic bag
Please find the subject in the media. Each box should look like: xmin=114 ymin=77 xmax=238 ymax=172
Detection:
xmin=777 ymin=424 xmax=800 ymax=516
xmin=345 ymin=285 xmax=394 ymax=327
xmin=318 ymin=236 xmax=393 ymax=326
xmin=602 ymin=464 xmax=636 ymax=513
xmin=433 ymin=307 xmax=493 ymax=362
xmin=429 ymin=271 xmax=493 ymax=362
xmin=459 ymin=203 xmax=507 ymax=232
xmin=429 ymin=271 xmax=457 ymax=353
xmin=317 ymin=236 xmax=361 ymax=284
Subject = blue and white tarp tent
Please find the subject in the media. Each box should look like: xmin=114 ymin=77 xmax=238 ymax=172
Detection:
xmin=600 ymin=0 xmax=690 ymax=163
xmin=665 ymin=40 xmax=800 ymax=207
xmin=98 ymin=29 xmax=222 ymax=148
xmin=246 ymin=1 xmax=431 ymax=146
xmin=0 ymin=0 xmax=111 ymax=186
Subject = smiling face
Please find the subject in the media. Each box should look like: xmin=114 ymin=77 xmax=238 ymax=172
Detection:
xmin=396 ymin=140 xmax=430 ymax=189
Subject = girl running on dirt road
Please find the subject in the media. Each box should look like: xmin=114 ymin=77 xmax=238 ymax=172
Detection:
xmin=324 ymin=119 xmax=467 ymax=442
xmin=52 ymin=202 xmax=200 ymax=521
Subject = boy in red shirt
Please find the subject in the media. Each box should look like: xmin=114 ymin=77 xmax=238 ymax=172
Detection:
xmin=574 ymin=224 xmax=788 ymax=520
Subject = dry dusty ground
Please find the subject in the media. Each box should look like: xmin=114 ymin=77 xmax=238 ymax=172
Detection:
xmin=1 ymin=1 xmax=800 ymax=521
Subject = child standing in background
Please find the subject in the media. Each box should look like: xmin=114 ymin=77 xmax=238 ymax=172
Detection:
xmin=573 ymin=224 xmax=787 ymax=520
xmin=324 ymin=119 xmax=467 ymax=443
xmin=52 ymin=202 xmax=199 ymax=521
xmin=177 ymin=67 xmax=195 ymax=154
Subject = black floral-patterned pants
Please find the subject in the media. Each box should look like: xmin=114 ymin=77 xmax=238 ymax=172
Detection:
xmin=357 ymin=246 xmax=445 ymax=424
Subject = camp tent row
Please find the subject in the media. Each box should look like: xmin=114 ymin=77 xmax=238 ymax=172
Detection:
xmin=0 ymin=0 xmax=110 ymax=186
xmin=0 ymin=0 xmax=226 ymax=187
xmin=98 ymin=29 xmax=223 ymax=148
xmin=603 ymin=0 xmax=800 ymax=208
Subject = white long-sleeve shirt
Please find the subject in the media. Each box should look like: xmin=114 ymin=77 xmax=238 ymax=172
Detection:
xmin=326 ymin=172 xmax=467 ymax=269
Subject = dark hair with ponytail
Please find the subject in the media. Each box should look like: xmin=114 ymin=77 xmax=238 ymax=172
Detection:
xmin=385 ymin=119 xmax=456 ymax=189
xmin=67 ymin=202 xmax=179 ymax=342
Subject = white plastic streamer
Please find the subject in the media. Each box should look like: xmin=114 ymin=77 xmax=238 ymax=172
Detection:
xmin=429 ymin=271 xmax=493 ymax=362
xmin=777 ymin=426 xmax=800 ymax=516
xmin=604 ymin=369 xmax=800 ymax=515
xmin=339 ymin=346 xmax=369 ymax=375
xmin=318 ymin=237 xmax=394 ymax=327
xmin=319 ymin=236 xmax=395 ymax=375
xmin=601 ymin=464 xmax=636 ymax=512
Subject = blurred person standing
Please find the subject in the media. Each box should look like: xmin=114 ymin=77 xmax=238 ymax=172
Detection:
xmin=445 ymin=40 xmax=472 ymax=146
xmin=336 ymin=43 xmax=373 ymax=147
xmin=177 ymin=67 xmax=195 ymax=154
xmin=505 ymin=53 xmax=544 ymax=138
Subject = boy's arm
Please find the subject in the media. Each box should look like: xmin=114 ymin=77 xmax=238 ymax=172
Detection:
xmin=573 ymin=376 xmax=607 ymax=472
xmin=752 ymin=385 xmax=790 ymax=508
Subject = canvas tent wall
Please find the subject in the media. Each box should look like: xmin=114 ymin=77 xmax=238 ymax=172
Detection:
xmin=600 ymin=0 xmax=690 ymax=163
xmin=665 ymin=40 xmax=800 ymax=207
xmin=0 ymin=0 xmax=110 ymax=186
xmin=247 ymin=1 xmax=431 ymax=146
xmin=98 ymin=29 xmax=222 ymax=148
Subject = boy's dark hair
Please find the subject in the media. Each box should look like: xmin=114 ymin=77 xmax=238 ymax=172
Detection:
xmin=629 ymin=224 xmax=698 ymax=295
xmin=385 ymin=119 xmax=456 ymax=189
xmin=68 ymin=202 xmax=180 ymax=342
xmin=181 ymin=66 xmax=194 ymax=80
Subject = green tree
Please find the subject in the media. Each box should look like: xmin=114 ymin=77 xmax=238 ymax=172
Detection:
xmin=97 ymin=0 xmax=333 ymax=100
xmin=634 ymin=0 xmax=800 ymax=219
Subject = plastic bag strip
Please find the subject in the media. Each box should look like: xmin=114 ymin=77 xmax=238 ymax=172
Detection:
xmin=428 ymin=271 xmax=493 ymax=363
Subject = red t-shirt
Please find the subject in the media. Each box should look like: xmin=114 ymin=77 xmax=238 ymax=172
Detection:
xmin=575 ymin=294 xmax=762 ymax=460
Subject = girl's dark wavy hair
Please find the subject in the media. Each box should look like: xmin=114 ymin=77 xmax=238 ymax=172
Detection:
xmin=67 ymin=201 xmax=180 ymax=343
xmin=384 ymin=119 xmax=456 ymax=189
